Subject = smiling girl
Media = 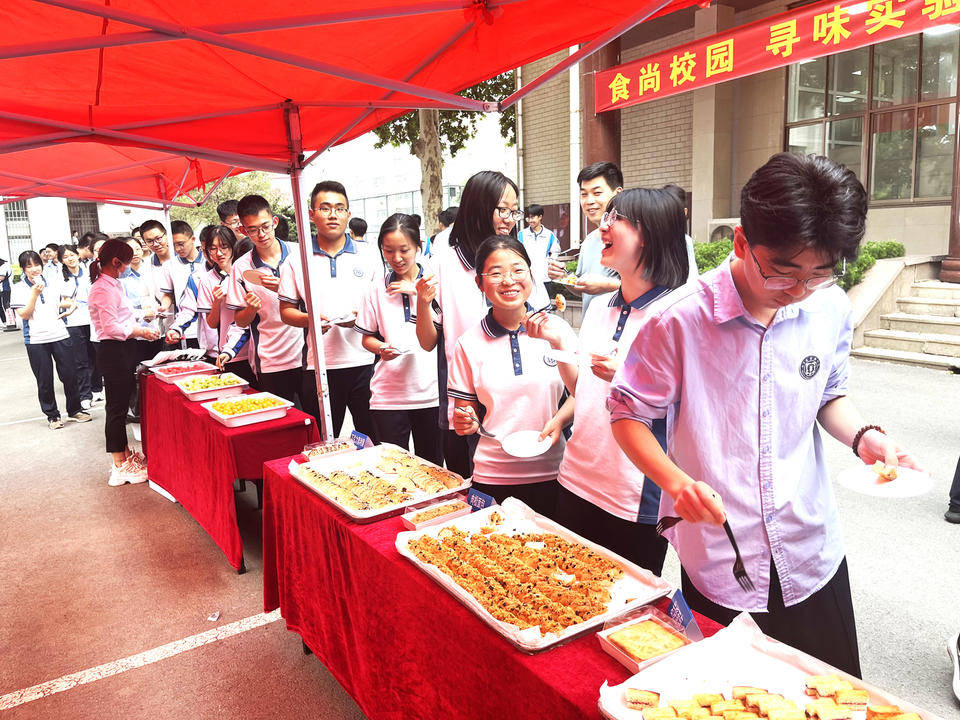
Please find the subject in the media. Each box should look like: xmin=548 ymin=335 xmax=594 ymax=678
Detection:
xmin=354 ymin=214 xmax=441 ymax=463
xmin=59 ymin=244 xmax=95 ymax=409
xmin=447 ymin=236 xmax=577 ymax=516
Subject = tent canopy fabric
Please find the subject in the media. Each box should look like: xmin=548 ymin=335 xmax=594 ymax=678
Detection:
xmin=0 ymin=0 xmax=702 ymax=178
xmin=0 ymin=141 xmax=240 ymax=209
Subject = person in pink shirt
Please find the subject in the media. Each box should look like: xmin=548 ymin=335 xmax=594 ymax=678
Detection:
xmin=88 ymin=239 xmax=161 ymax=487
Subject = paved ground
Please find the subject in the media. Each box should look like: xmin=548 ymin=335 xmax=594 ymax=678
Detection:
xmin=0 ymin=327 xmax=958 ymax=718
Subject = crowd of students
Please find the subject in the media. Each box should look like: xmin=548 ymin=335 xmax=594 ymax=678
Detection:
xmin=6 ymin=152 xmax=924 ymax=682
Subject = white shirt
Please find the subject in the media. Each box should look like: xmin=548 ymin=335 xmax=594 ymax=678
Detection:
xmin=61 ymin=267 xmax=91 ymax=328
xmin=140 ymin=254 xmax=168 ymax=304
xmin=518 ymin=225 xmax=559 ymax=289
xmin=575 ymin=229 xmax=620 ymax=318
xmin=278 ymin=236 xmax=382 ymax=370
xmin=558 ymin=287 xmax=675 ymax=522
xmin=227 ymin=241 xmax=305 ymax=375
xmin=607 ymin=259 xmax=853 ymax=612
xmin=197 ymin=266 xmax=249 ymax=361
xmin=685 ymin=234 xmax=699 ymax=283
xmin=355 ymin=265 xmax=439 ymax=410
xmin=448 ymin=309 xmax=575 ymax=485
xmin=10 ymin=275 xmax=68 ymax=345
xmin=426 ymin=226 xmax=451 ymax=258
xmin=160 ymin=254 xmax=205 ymax=340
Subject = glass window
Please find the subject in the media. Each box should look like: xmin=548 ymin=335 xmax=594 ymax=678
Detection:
xmin=871 ymin=110 xmax=915 ymax=200
xmin=916 ymin=102 xmax=956 ymax=197
xmin=873 ymin=35 xmax=919 ymax=108
xmin=827 ymin=117 xmax=864 ymax=178
xmin=788 ymin=57 xmax=826 ymax=121
xmin=921 ymin=27 xmax=959 ymax=101
xmin=788 ymin=124 xmax=824 ymax=155
xmin=829 ymin=47 xmax=869 ymax=115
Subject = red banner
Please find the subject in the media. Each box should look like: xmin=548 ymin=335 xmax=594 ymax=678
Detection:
xmin=596 ymin=0 xmax=956 ymax=112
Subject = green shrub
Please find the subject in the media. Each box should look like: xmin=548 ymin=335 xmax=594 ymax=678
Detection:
xmin=694 ymin=239 xmax=733 ymax=273
xmin=838 ymin=240 xmax=905 ymax=291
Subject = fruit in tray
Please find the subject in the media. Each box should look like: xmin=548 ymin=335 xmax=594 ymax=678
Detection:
xmin=178 ymin=373 xmax=243 ymax=391
xmin=407 ymin=528 xmax=625 ymax=634
xmin=607 ymin=618 xmax=690 ymax=661
xmin=155 ymin=362 xmax=210 ymax=376
xmin=211 ymin=396 xmax=285 ymax=415
xmin=409 ymin=501 xmax=468 ymax=525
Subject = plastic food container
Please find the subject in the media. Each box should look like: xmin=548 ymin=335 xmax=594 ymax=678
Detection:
xmin=597 ymin=607 xmax=693 ymax=673
xmin=201 ymin=392 xmax=294 ymax=427
xmin=152 ymin=361 xmax=218 ymax=384
xmin=401 ymin=498 xmax=472 ymax=530
xmin=174 ymin=373 xmax=248 ymax=402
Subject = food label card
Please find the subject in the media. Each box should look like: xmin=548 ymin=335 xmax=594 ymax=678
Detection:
xmin=667 ymin=589 xmax=704 ymax=641
xmin=466 ymin=488 xmax=496 ymax=512
xmin=349 ymin=431 xmax=375 ymax=450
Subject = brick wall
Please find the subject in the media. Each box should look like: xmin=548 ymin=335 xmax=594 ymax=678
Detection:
xmin=520 ymin=51 xmax=571 ymax=206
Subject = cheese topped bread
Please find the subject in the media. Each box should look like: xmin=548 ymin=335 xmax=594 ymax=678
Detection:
xmin=608 ymin=619 xmax=690 ymax=661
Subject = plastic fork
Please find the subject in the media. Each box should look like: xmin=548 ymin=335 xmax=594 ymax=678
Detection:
xmin=655 ymin=516 xmax=755 ymax=593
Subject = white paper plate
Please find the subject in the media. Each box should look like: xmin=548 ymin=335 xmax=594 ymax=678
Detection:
xmin=500 ymin=430 xmax=553 ymax=458
xmin=543 ymin=348 xmax=579 ymax=365
xmin=836 ymin=464 xmax=932 ymax=498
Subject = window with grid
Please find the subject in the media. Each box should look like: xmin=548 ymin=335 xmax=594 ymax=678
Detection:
xmin=67 ymin=200 xmax=100 ymax=237
xmin=785 ymin=28 xmax=958 ymax=203
xmin=3 ymin=200 xmax=32 ymax=259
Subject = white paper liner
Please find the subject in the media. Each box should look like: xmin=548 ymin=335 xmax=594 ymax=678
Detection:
xmin=598 ymin=613 xmax=944 ymax=720
xmin=395 ymin=498 xmax=673 ymax=653
xmin=289 ymin=443 xmax=470 ymax=522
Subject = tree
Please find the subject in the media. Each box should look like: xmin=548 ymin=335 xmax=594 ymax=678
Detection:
xmin=172 ymin=171 xmax=298 ymax=243
xmin=373 ymin=72 xmax=516 ymax=237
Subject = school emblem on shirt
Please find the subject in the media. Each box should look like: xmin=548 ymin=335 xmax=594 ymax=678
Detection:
xmin=799 ymin=355 xmax=821 ymax=379
xmin=543 ymin=354 xmax=558 ymax=367
xmin=353 ymin=267 xmax=364 ymax=278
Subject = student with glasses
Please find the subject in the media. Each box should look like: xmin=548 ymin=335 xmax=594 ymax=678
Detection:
xmin=160 ymin=220 xmax=204 ymax=349
xmin=216 ymin=199 xmax=248 ymax=241
xmin=609 ymin=153 xmax=922 ymax=677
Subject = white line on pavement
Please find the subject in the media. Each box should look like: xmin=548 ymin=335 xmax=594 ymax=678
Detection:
xmin=0 ymin=610 xmax=282 ymax=711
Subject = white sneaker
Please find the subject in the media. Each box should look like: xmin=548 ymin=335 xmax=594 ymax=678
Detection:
xmin=126 ymin=457 xmax=149 ymax=484
xmin=92 ymin=391 xmax=105 ymax=404
xmin=949 ymin=631 xmax=960 ymax=703
xmin=81 ymin=398 xmax=92 ymax=410
xmin=108 ymin=459 xmax=147 ymax=486
xmin=108 ymin=463 xmax=129 ymax=486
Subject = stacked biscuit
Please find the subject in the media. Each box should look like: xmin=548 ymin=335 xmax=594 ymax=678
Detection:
xmin=805 ymin=675 xmax=918 ymax=720
xmin=624 ymin=685 xmax=804 ymax=720
xmin=376 ymin=447 xmax=463 ymax=492
xmin=298 ymin=466 xmax=411 ymax=511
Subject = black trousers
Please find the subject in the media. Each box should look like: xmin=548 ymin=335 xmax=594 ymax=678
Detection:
xmin=681 ymin=558 xmax=861 ymax=678
xmin=26 ymin=338 xmax=81 ymax=420
xmin=327 ymin=364 xmax=374 ymax=439
xmin=97 ymin=339 xmax=138 ymax=453
xmin=227 ymin=360 xmax=258 ymax=389
xmin=259 ymin=367 xmax=304 ymax=406
xmin=443 ymin=429 xmax=477 ymax=478
xmin=66 ymin=325 xmax=93 ymax=401
xmin=948 ymin=455 xmax=960 ymax=511
xmin=89 ymin=340 xmax=103 ymax=393
xmin=1 ymin=288 xmax=11 ymax=324
xmin=553 ymin=484 xmax=669 ymax=576
xmin=129 ymin=340 xmax=161 ymax=417
xmin=471 ymin=479 xmax=559 ymax=520
xmin=371 ymin=406 xmax=443 ymax=465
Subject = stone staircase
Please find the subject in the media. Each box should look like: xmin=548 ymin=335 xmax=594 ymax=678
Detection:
xmin=853 ymin=279 xmax=960 ymax=370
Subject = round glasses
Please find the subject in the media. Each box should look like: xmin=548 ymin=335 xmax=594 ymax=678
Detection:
xmin=748 ymin=245 xmax=845 ymax=291
xmin=600 ymin=209 xmax=638 ymax=227
xmin=480 ymin=268 xmax=530 ymax=284
xmin=495 ymin=206 xmax=523 ymax=221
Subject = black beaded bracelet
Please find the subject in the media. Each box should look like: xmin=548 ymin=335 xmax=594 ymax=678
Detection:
xmin=852 ymin=424 xmax=884 ymax=458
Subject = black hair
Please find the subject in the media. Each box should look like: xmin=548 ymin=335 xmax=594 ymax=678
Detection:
xmin=58 ymin=244 xmax=80 ymax=281
xmin=525 ymin=204 xmax=544 ymax=218
xmin=410 ymin=214 xmax=421 ymax=227
xmin=201 ymin=225 xmax=246 ymax=260
xmin=449 ymin=171 xmax=519 ymax=258
xmin=139 ymin=219 xmax=165 ymax=237
xmin=349 ymin=217 xmax=368 ymax=237
xmin=275 ymin=215 xmax=289 ymax=241
xmin=236 ymin=194 xmax=272 ymax=220
xmin=309 ymin=181 xmax=349 ymax=209
xmin=199 ymin=225 xmax=217 ymax=253
xmin=89 ymin=238 xmax=134 ymax=284
xmin=19 ymin=250 xmax=42 ymax=269
xmin=437 ymin=207 xmax=458 ymax=227
xmin=740 ymin=153 xmax=866 ymax=264
xmin=78 ymin=231 xmax=105 ymax=250
xmin=44 ymin=242 xmax=60 ymax=253
xmin=170 ymin=219 xmax=193 ymax=238
xmin=577 ymin=161 xmax=623 ymax=191
xmin=474 ymin=235 xmax=532 ymax=278
xmin=662 ymin=184 xmax=686 ymax=206
xmin=377 ymin=214 xmax=422 ymax=252
xmin=607 ymin=188 xmax=687 ymax=289
xmin=216 ymin=199 xmax=239 ymax=222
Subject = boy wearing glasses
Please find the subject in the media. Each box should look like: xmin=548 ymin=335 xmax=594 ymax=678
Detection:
xmin=608 ymin=153 xmax=921 ymax=677
xmin=278 ymin=181 xmax=382 ymax=437
xmin=227 ymin=194 xmax=305 ymax=404
xmin=217 ymin=199 xmax=248 ymax=241
xmin=160 ymin=220 xmax=204 ymax=349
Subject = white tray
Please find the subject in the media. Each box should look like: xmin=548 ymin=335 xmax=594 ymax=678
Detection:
xmin=289 ymin=443 xmax=469 ymax=523
xmin=174 ymin=373 xmax=248 ymax=402
xmin=201 ymin=392 xmax=294 ymax=427
xmin=598 ymin=613 xmax=943 ymax=720
xmin=396 ymin=499 xmax=673 ymax=653
xmin=151 ymin=360 xmax=218 ymax=384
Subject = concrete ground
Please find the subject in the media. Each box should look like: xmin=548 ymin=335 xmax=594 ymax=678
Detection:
xmin=0 ymin=328 xmax=958 ymax=718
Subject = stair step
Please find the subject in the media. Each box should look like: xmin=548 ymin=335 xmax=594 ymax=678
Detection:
xmin=895 ymin=296 xmax=960 ymax=317
xmin=851 ymin=346 xmax=960 ymax=370
xmin=864 ymin=328 xmax=960 ymax=357
xmin=911 ymin=280 xmax=960 ymax=300
xmin=881 ymin=312 xmax=960 ymax=336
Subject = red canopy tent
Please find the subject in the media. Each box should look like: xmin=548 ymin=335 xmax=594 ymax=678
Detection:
xmin=0 ymin=0 xmax=704 ymax=437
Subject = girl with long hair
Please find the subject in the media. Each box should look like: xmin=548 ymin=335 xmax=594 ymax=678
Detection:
xmin=59 ymin=244 xmax=95 ymax=409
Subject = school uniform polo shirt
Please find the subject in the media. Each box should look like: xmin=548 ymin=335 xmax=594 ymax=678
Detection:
xmin=141 ymin=254 xmax=168 ymax=303
xmin=558 ymin=286 xmax=676 ymax=523
xmin=280 ymin=236 xmax=382 ymax=371
xmin=197 ymin=266 xmax=249 ymax=361
xmin=448 ymin=309 xmax=575 ymax=486
xmin=61 ymin=268 xmax=91 ymax=328
xmin=227 ymin=241 xmax=304 ymax=375
xmin=160 ymin=254 xmax=205 ymax=340
xmin=355 ymin=265 xmax=439 ymax=410
xmin=10 ymin=276 xmax=68 ymax=345
xmin=518 ymin=226 xmax=559 ymax=288
xmin=575 ymin=229 xmax=620 ymax=317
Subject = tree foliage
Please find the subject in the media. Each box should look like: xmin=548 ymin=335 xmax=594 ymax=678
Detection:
xmin=172 ymin=171 xmax=298 ymax=243
xmin=372 ymin=72 xmax=516 ymax=157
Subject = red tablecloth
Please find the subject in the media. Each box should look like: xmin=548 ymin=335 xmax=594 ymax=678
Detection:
xmin=262 ymin=458 xmax=723 ymax=720
xmin=143 ymin=375 xmax=319 ymax=570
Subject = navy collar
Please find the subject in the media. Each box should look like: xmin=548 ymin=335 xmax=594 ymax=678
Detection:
xmin=609 ymin=284 xmax=671 ymax=310
xmin=252 ymin=240 xmax=289 ymax=271
xmin=385 ymin=263 xmax=424 ymax=287
xmin=151 ymin=253 xmax=166 ymax=267
xmin=314 ymin=235 xmax=357 ymax=259
xmin=176 ymin=251 xmax=200 ymax=265
xmin=480 ymin=303 xmax=534 ymax=338
xmin=454 ymin=243 xmax=475 ymax=271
